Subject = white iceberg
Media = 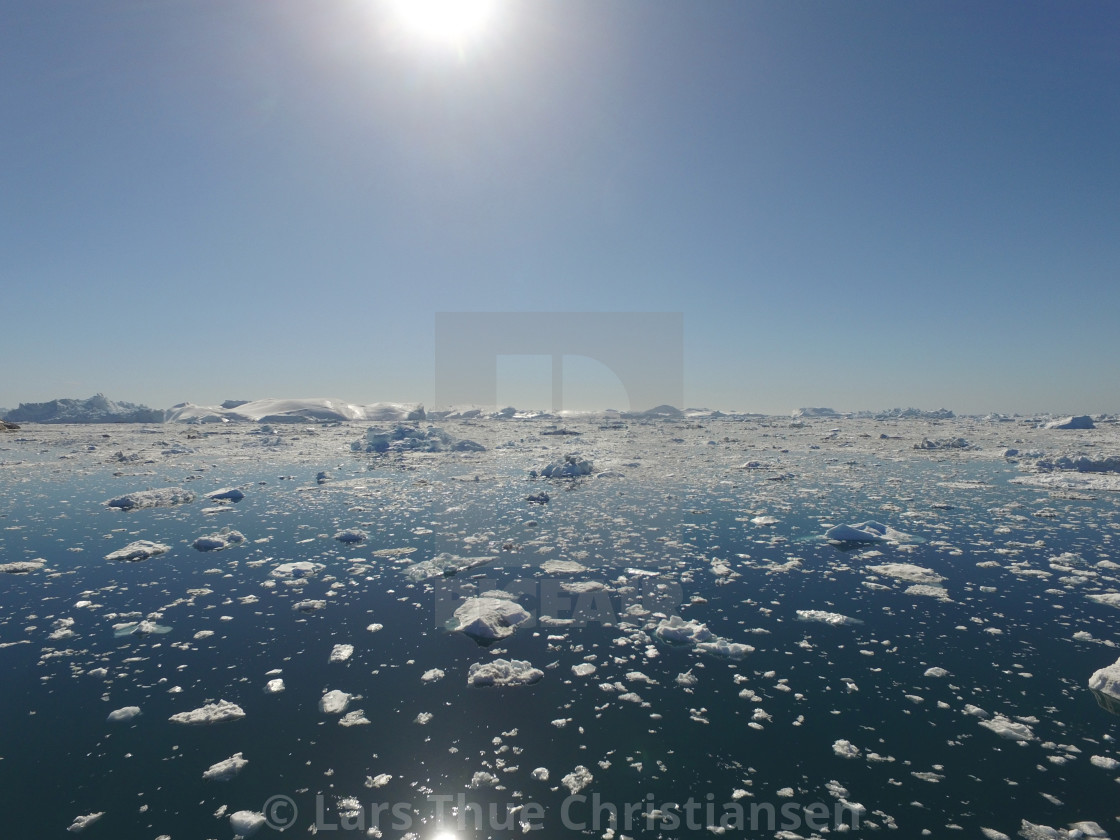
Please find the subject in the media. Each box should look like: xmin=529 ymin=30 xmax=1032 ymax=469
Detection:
xmin=67 ymin=812 xmax=105 ymax=832
xmin=106 ymin=487 xmax=196 ymax=511
xmin=329 ymin=644 xmax=354 ymax=663
xmin=169 ymin=700 xmax=245 ymax=725
xmin=451 ymin=595 xmax=531 ymax=642
xmin=540 ymin=454 xmax=593 ymax=478
xmin=319 ymin=689 xmax=353 ymax=714
xmin=105 ymin=540 xmax=171 ymax=562
xmin=191 ymin=527 xmax=245 ymax=552
xmin=978 ymin=714 xmax=1035 ymax=742
xmin=270 ymin=560 xmax=324 ymax=579
xmin=796 ymin=610 xmax=862 ymax=626
xmin=203 ymin=752 xmax=248 ymax=781
xmin=106 ymin=706 xmax=141 ymax=723
xmin=467 ymin=658 xmax=543 ymax=687
xmin=229 ymin=809 xmax=266 ymax=837
xmin=866 ymin=563 xmax=944 ymax=585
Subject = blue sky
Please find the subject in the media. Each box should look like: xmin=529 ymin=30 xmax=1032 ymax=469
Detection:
xmin=2 ymin=1 xmax=1118 ymax=414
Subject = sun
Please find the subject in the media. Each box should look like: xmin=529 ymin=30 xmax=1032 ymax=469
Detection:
xmin=390 ymin=0 xmax=497 ymax=46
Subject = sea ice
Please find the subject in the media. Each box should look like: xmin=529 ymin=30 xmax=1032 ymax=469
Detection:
xmin=978 ymin=714 xmax=1036 ymax=742
xmin=467 ymin=658 xmax=543 ymax=687
xmin=540 ymin=454 xmax=593 ymax=478
xmin=192 ymin=527 xmax=245 ymax=551
xmin=1087 ymin=593 xmax=1120 ymax=609
xmin=106 ymin=487 xmax=196 ymax=510
xmin=202 ymin=752 xmax=248 ymax=781
xmin=329 ymin=644 xmax=354 ymax=663
xmin=169 ymin=700 xmax=246 ymax=725
xmin=270 ymin=561 xmax=325 ymax=579
xmin=1088 ymin=656 xmax=1120 ymax=701
xmin=796 ymin=609 xmax=862 ymax=626
xmin=264 ymin=679 xmax=285 ymax=694
xmin=67 ymin=812 xmax=104 ymax=832
xmin=867 ymin=563 xmax=944 ymax=585
xmin=825 ymin=521 xmax=891 ymax=542
xmin=406 ymin=553 xmax=494 ymax=580
xmin=0 ymin=560 xmax=45 ymax=574
xmin=319 ymin=689 xmax=353 ymax=713
xmin=421 ymin=668 xmax=445 ymax=683
xmin=832 ymin=739 xmax=861 ymax=759
xmin=229 ymin=810 xmax=266 ymax=837
xmin=106 ymin=706 xmax=141 ymax=722
xmin=561 ymin=765 xmax=593 ymax=794
xmin=105 ymin=540 xmax=171 ymax=562
xmin=334 ymin=529 xmax=368 ymax=543
xmin=206 ymin=487 xmax=245 ymax=502
xmin=451 ymin=595 xmax=531 ymax=642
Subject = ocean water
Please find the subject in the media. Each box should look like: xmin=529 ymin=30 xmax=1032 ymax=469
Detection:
xmin=1 ymin=419 xmax=1118 ymax=838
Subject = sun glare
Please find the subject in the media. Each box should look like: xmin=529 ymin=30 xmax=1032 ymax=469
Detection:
xmin=390 ymin=0 xmax=497 ymax=46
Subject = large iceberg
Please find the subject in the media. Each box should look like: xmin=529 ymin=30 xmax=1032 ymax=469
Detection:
xmin=5 ymin=393 xmax=163 ymax=424
xmin=166 ymin=398 xmax=425 ymax=424
xmin=451 ymin=595 xmax=532 ymax=642
xmin=106 ymin=487 xmax=196 ymax=510
xmin=1089 ymin=655 xmax=1120 ymax=715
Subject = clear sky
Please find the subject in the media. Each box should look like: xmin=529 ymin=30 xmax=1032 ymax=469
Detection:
xmin=2 ymin=0 xmax=1118 ymax=415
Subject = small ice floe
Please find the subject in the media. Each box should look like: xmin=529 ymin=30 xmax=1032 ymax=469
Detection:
xmin=751 ymin=515 xmax=779 ymax=526
xmin=451 ymin=595 xmax=531 ymax=642
xmin=329 ymin=644 xmax=354 ymax=663
xmin=113 ymin=620 xmax=171 ymax=638
xmin=421 ymin=668 xmax=445 ymax=683
xmin=924 ymin=667 xmax=950 ymax=678
xmin=365 ymin=774 xmax=392 ymax=788
xmin=106 ymin=487 xmax=196 ymax=510
xmin=319 ymin=689 xmax=354 ymax=714
xmin=67 ymin=812 xmax=105 ymax=832
xmin=652 ymin=615 xmax=753 ymax=658
xmin=796 ymin=610 xmax=862 ymax=626
xmin=334 ymin=529 xmax=368 ymax=544
xmin=229 ymin=810 xmax=266 ymax=837
xmin=170 ymin=700 xmax=245 ymax=725
xmin=264 ymin=678 xmax=285 ymax=694
xmin=571 ymin=663 xmax=597 ymax=677
xmin=293 ymin=599 xmax=327 ymax=612
xmin=1089 ymin=655 xmax=1120 ymax=714
xmin=541 ymin=559 xmax=588 ymax=574
xmin=825 ymin=520 xmax=912 ymax=544
xmin=1044 ymin=415 xmax=1095 ymax=430
xmin=414 ymin=712 xmax=433 ymax=724
xmin=832 ymin=739 xmax=861 ymax=759
xmin=339 ymin=710 xmax=371 ymax=727
xmin=270 ymin=561 xmax=324 ymax=579
xmin=206 ymin=487 xmax=245 ymax=502
xmin=191 ymin=527 xmax=245 ymax=552
xmin=530 ymin=767 xmax=550 ymax=781
xmin=1090 ymin=755 xmax=1120 ymax=770
xmin=406 ymin=552 xmax=494 ymax=581
xmin=1088 ymin=592 xmax=1120 ymax=609
xmin=106 ymin=706 xmax=141 ymax=723
xmin=560 ymin=765 xmax=593 ymax=795
xmin=0 ymin=560 xmax=45 ymax=574
xmin=978 ymin=714 xmax=1036 ymax=742
xmin=202 ymin=752 xmax=248 ymax=781
xmin=467 ymin=658 xmax=543 ymax=687
xmin=866 ymin=563 xmax=944 ymax=585
xmin=914 ymin=437 xmax=973 ymax=450
xmin=539 ymin=454 xmax=593 ymax=478
xmin=105 ymin=540 xmax=171 ymax=562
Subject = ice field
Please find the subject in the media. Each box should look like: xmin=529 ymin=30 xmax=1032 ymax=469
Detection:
xmin=2 ymin=412 xmax=1119 ymax=839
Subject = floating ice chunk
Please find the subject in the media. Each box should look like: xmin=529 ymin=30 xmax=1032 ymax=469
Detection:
xmin=531 ymin=767 xmax=549 ymax=781
xmin=319 ymin=690 xmax=353 ymax=714
xmin=203 ymin=752 xmax=248 ymax=781
xmin=867 ymin=563 xmax=944 ymax=585
xmin=270 ymin=561 xmax=324 ymax=579
xmin=0 ymin=560 xmax=45 ymax=574
xmin=407 ymin=553 xmax=494 ymax=581
xmin=329 ymin=644 xmax=354 ymax=663
xmin=924 ymin=667 xmax=950 ymax=678
xmin=541 ymin=559 xmax=588 ymax=574
xmin=979 ymin=714 xmax=1036 ymax=742
xmin=467 ymin=658 xmax=543 ymax=687
xmin=106 ymin=487 xmax=196 ymax=510
xmin=572 ymin=663 xmax=597 ymax=677
xmin=906 ymin=584 xmax=951 ymax=600
xmin=914 ymin=437 xmax=973 ymax=450
xmin=192 ymin=528 xmax=245 ymax=552
xmin=561 ymin=765 xmax=593 ymax=795
xmin=695 ymin=638 xmax=753 ymax=658
xmin=1090 ymin=755 xmax=1120 ymax=770
xmin=452 ymin=595 xmax=531 ymax=642
xmin=1044 ymin=415 xmax=1095 ymax=430
xmin=980 ymin=829 xmax=1011 ymax=840
xmin=365 ymin=773 xmax=393 ymax=788
xmin=105 ymin=540 xmax=171 ymax=562
xmin=169 ymin=700 xmax=245 ymax=725
xmin=470 ymin=771 xmax=498 ymax=788
xmin=264 ymin=679 xmax=285 ymax=694
xmin=229 ymin=810 xmax=266 ymax=837
xmin=107 ymin=706 xmax=141 ymax=723
xmin=340 ymin=710 xmax=371 ymax=727
xmin=293 ymin=599 xmax=327 ymax=612
xmin=832 ymin=739 xmax=861 ymax=759
xmin=796 ymin=609 xmax=862 ymax=626
xmin=67 ymin=812 xmax=105 ymax=832
xmin=825 ymin=521 xmax=890 ymax=542
xmin=421 ymin=668 xmax=445 ymax=683
xmin=751 ymin=515 xmax=779 ymax=526
xmin=1088 ymin=593 xmax=1120 ymax=609
xmin=1089 ymin=655 xmax=1120 ymax=710
xmin=654 ymin=615 xmax=713 ymax=645
xmin=540 ymin=454 xmax=593 ymax=478
xmin=207 ymin=487 xmax=245 ymax=502
xmin=334 ymin=529 xmax=368 ymax=544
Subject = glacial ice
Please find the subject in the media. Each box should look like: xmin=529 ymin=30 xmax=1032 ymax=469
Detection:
xmin=66 ymin=812 xmax=105 ymax=832
xmin=319 ymin=689 xmax=353 ymax=713
xmin=191 ymin=527 xmax=245 ymax=552
xmin=202 ymin=752 xmax=248 ymax=781
xmin=229 ymin=810 xmax=266 ymax=837
xmin=329 ymin=644 xmax=354 ymax=663
xmin=1088 ymin=656 xmax=1120 ymax=701
xmin=540 ymin=454 xmax=593 ymax=477
xmin=106 ymin=706 xmax=141 ymax=722
xmin=451 ymin=595 xmax=532 ymax=642
xmin=169 ymin=700 xmax=246 ymax=725
xmin=106 ymin=487 xmax=196 ymax=510
xmin=467 ymin=658 xmax=543 ymax=687
xmin=104 ymin=540 xmax=171 ymax=562
xmin=796 ymin=609 xmax=862 ymax=626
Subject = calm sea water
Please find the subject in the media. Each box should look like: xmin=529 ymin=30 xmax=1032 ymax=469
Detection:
xmin=1 ymin=423 xmax=1118 ymax=838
